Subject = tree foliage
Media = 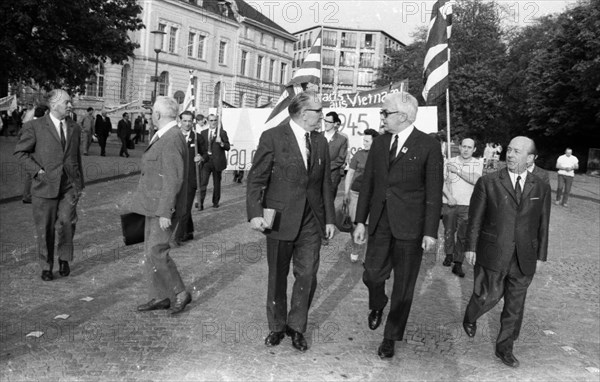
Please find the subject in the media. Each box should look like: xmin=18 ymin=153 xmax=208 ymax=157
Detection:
xmin=0 ymin=0 xmax=144 ymax=92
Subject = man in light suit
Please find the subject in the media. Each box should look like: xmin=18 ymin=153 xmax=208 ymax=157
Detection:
xmin=353 ymin=91 xmax=443 ymax=359
xmin=198 ymin=114 xmax=230 ymax=209
xmin=322 ymin=111 xmax=348 ymax=201
xmin=130 ymin=96 xmax=192 ymax=315
xmin=462 ymin=136 xmax=551 ymax=368
xmin=14 ymin=89 xmax=85 ymax=281
xmin=247 ymin=91 xmax=336 ymax=352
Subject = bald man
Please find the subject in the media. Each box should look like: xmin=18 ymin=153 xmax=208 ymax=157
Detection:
xmin=462 ymin=136 xmax=551 ymax=368
xmin=14 ymin=89 xmax=84 ymax=281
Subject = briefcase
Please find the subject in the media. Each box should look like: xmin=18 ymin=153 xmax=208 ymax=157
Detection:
xmin=120 ymin=212 xmax=145 ymax=245
xmin=126 ymin=139 xmax=135 ymax=150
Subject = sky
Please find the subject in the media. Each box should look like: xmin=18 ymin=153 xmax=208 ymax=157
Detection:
xmin=247 ymin=0 xmax=580 ymax=44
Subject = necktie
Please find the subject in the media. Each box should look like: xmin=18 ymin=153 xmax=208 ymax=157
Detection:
xmin=515 ymin=175 xmax=522 ymax=204
xmin=304 ymin=132 xmax=312 ymax=169
xmin=59 ymin=122 xmax=66 ymax=150
xmin=389 ymin=135 xmax=398 ymax=165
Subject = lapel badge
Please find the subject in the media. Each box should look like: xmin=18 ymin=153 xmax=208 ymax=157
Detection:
xmin=401 ymin=147 xmax=408 ymax=154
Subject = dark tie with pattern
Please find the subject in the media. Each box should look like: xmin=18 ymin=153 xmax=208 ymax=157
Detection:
xmin=515 ymin=175 xmax=522 ymax=204
xmin=59 ymin=121 xmax=66 ymax=150
xmin=389 ymin=134 xmax=398 ymax=165
xmin=304 ymin=132 xmax=312 ymax=168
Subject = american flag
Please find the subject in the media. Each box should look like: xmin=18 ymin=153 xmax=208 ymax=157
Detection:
xmin=422 ymin=0 xmax=454 ymax=105
xmin=181 ymin=70 xmax=196 ymax=113
xmin=264 ymin=31 xmax=322 ymax=129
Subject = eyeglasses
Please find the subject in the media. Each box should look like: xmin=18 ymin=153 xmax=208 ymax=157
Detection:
xmin=379 ymin=109 xmax=400 ymax=118
xmin=323 ymin=119 xmax=335 ymax=123
xmin=208 ymin=119 xmax=217 ymax=122
xmin=305 ymin=108 xmax=323 ymax=114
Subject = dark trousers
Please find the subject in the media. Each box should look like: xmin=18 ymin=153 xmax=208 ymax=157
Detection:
xmin=174 ymin=186 xmax=196 ymax=241
xmin=331 ymin=170 xmax=342 ymax=201
xmin=442 ymin=204 xmax=469 ymax=263
xmin=265 ymin=203 xmax=321 ymax=333
xmin=200 ymin=159 xmax=222 ymax=206
xmin=144 ymin=216 xmax=186 ymax=302
xmin=363 ymin=207 xmax=423 ymax=340
xmin=98 ymin=135 xmax=108 ymax=156
xmin=556 ymin=174 xmax=574 ymax=204
xmin=22 ymin=173 xmax=32 ymax=202
xmin=464 ymin=254 xmax=534 ymax=352
xmin=32 ymin=186 xmax=79 ymax=271
xmin=119 ymin=137 xmax=129 ymax=156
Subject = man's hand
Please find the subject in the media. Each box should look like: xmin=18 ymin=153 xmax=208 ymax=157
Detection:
xmin=465 ymin=251 xmax=476 ymax=265
xmin=194 ymin=154 xmax=202 ymax=163
xmin=421 ymin=236 xmax=437 ymax=252
xmin=159 ymin=217 xmax=171 ymax=230
xmin=250 ymin=217 xmax=268 ymax=232
xmin=353 ymin=223 xmax=367 ymax=244
xmin=447 ymin=163 xmax=460 ymax=174
xmin=215 ymin=134 xmax=222 ymax=144
xmin=325 ymin=224 xmax=335 ymax=240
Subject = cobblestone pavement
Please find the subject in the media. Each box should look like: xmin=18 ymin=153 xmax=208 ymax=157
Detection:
xmin=0 ymin=137 xmax=599 ymax=381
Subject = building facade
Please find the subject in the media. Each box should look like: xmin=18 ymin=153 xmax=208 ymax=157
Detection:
xmin=292 ymin=26 xmax=405 ymax=95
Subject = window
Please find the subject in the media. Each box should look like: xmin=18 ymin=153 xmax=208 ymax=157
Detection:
xmin=158 ymin=23 xmax=166 ymax=51
xmin=362 ymin=33 xmax=375 ymax=49
xmin=323 ymin=30 xmax=337 ymax=47
xmin=341 ymin=32 xmax=356 ymax=48
xmin=340 ymin=51 xmax=357 ymax=67
xmin=238 ymin=91 xmax=245 ymax=107
xmin=307 ymin=31 xmax=312 ymax=47
xmin=261 ymin=33 xmax=265 ymax=45
xmin=188 ymin=32 xmax=196 ymax=57
xmin=322 ymin=68 xmax=334 ymax=84
xmin=357 ymin=71 xmax=374 ymax=86
xmin=197 ymin=34 xmax=206 ymax=59
xmin=240 ymin=50 xmax=248 ymax=76
xmin=218 ymin=41 xmax=227 ymax=64
xmin=120 ymin=64 xmax=130 ymax=102
xmin=269 ymin=59 xmax=275 ymax=82
xmin=158 ymin=71 xmax=169 ymax=96
xmin=86 ymin=63 xmax=105 ymax=97
xmin=255 ymin=94 xmax=261 ymax=107
xmin=168 ymin=26 xmax=178 ymax=53
xmin=257 ymin=55 xmax=263 ymax=79
xmin=280 ymin=63 xmax=287 ymax=84
xmin=359 ymin=53 xmax=374 ymax=68
xmin=272 ymin=37 xmax=277 ymax=50
xmin=322 ymin=49 xmax=335 ymax=65
xmin=338 ymin=69 xmax=353 ymax=85
xmin=283 ymin=42 xmax=288 ymax=53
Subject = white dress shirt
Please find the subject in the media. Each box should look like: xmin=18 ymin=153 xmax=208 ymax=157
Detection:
xmin=389 ymin=124 xmax=414 ymax=157
xmin=49 ymin=113 xmax=67 ymax=140
xmin=508 ymin=168 xmax=528 ymax=190
xmin=290 ymin=119 xmax=310 ymax=169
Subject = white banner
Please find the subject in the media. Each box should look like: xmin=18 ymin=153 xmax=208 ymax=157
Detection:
xmin=215 ymin=107 xmax=438 ymax=171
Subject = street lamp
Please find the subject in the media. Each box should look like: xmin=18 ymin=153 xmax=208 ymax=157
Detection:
xmin=149 ymin=29 xmax=166 ymax=142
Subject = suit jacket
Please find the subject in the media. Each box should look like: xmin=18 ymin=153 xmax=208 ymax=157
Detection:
xmin=95 ymin=115 xmax=112 ymax=137
xmin=14 ymin=114 xmax=84 ymax=198
xmin=531 ymin=165 xmax=550 ymax=185
xmin=117 ymin=119 xmax=131 ymax=139
xmin=327 ymin=131 xmax=348 ymax=174
xmin=183 ymin=130 xmax=199 ymax=188
xmin=355 ymin=128 xmax=443 ymax=240
xmin=247 ymin=122 xmax=335 ymax=241
xmin=198 ymin=127 xmax=230 ymax=171
xmin=129 ymin=124 xmax=188 ymax=219
xmin=466 ymin=168 xmax=551 ymax=276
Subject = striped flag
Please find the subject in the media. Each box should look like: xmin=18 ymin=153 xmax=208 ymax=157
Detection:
xmin=422 ymin=0 xmax=454 ymax=104
xmin=181 ymin=70 xmax=196 ymax=113
xmin=264 ymin=31 xmax=321 ymax=128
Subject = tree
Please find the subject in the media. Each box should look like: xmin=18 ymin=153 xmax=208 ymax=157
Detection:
xmin=0 ymin=0 xmax=144 ymax=93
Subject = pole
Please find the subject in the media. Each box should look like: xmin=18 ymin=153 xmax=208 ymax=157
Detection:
xmin=150 ymin=50 xmax=160 ymax=143
xmin=446 ymin=88 xmax=451 ymax=160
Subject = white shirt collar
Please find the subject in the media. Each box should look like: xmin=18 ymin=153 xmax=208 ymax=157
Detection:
xmin=155 ymin=120 xmax=177 ymax=139
xmin=289 ymin=119 xmax=310 ymax=168
xmin=508 ymin=168 xmax=528 ymax=188
xmin=389 ymin=124 xmax=414 ymax=153
xmin=49 ymin=113 xmax=65 ymax=132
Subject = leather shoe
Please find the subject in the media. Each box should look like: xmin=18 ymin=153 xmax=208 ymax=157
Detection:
xmin=443 ymin=254 xmax=453 ymax=266
xmin=58 ymin=260 xmax=70 ymax=277
xmin=495 ymin=350 xmax=520 ymax=368
xmin=170 ymin=291 xmax=192 ymax=315
xmin=463 ymin=321 xmax=477 ymax=337
xmin=264 ymin=331 xmax=285 ymax=347
xmin=41 ymin=270 xmax=53 ymax=281
xmin=377 ymin=338 xmax=395 ymax=359
xmin=368 ymin=309 xmax=383 ymax=330
xmin=286 ymin=326 xmax=308 ymax=352
xmin=182 ymin=233 xmax=194 ymax=242
xmin=137 ymin=298 xmax=170 ymax=311
xmin=452 ymin=263 xmax=465 ymax=278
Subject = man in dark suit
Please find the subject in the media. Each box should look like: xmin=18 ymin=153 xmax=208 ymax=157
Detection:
xmin=94 ymin=110 xmax=111 ymax=157
xmin=117 ymin=112 xmax=131 ymax=158
xmin=129 ymin=96 xmax=192 ymax=315
xmin=198 ymin=114 xmax=230 ymax=209
xmin=322 ymin=111 xmax=348 ymax=201
xmin=14 ymin=90 xmax=85 ymax=281
xmin=173 ymin=110 xmax=201 ymax=244
xmin=353 ymin=91 xmax=443 ymax=359
xmin=462 ymin=136 xmax=551 ymax=368
xmin=247 ymin=91 xmax=336 ymax=352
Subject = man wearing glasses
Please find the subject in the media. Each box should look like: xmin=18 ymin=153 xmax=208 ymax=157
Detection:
xmin=198 ymin=114 xmax=230 ymax=209
xmin=322 ymin=111 xmax=348 ymax=201
xmin=247 ymin=91 xmax=335 ymax=352
xmin=353 ymin=91 xmax=443 ymax=359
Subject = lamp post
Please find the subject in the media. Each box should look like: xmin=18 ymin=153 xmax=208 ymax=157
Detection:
xmin=149 ymin=29 xmax=166 ymax=142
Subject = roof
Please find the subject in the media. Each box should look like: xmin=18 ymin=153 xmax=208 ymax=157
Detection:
xmin=233 ymin=0 xmax=290 ymax=34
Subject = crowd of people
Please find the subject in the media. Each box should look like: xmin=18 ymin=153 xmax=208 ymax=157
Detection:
xmin=12 ymin=88 xmax=582 ymax=368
